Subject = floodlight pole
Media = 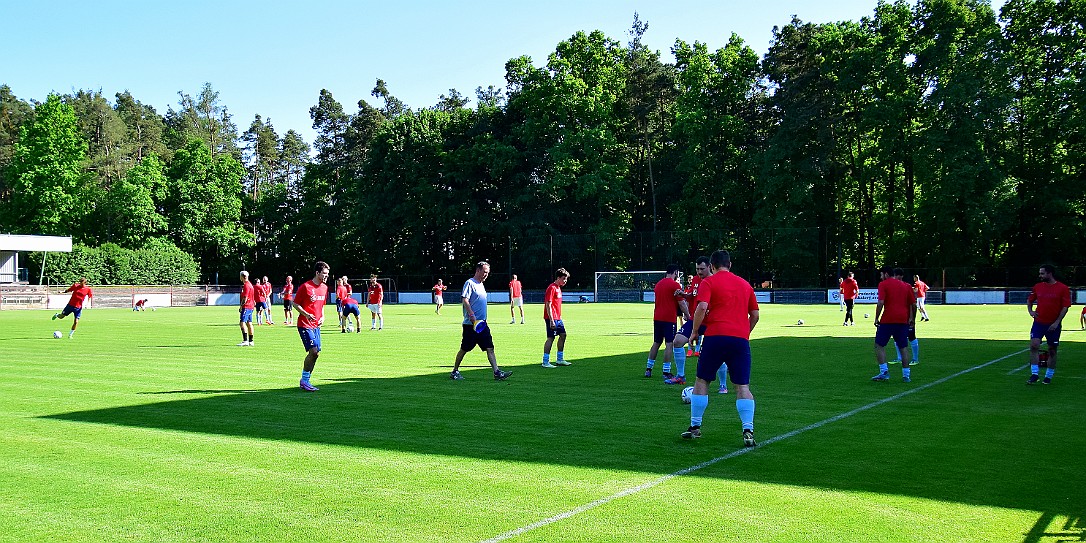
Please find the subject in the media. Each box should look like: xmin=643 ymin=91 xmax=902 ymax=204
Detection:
xmin=39 ymin=252 xmax=48 ymax=285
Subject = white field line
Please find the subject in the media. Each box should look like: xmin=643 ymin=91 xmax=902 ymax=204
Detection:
xmin=481 ymin=348 xmax=1029 ymax=543
xmin=1007 ymin=364 xmax=1029 ymax=375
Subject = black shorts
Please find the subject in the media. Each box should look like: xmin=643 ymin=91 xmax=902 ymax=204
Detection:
xmin=653 ymin=320 xmax=676 ymax=344
xmin=460 ymin=323 xmax=495 ymax=352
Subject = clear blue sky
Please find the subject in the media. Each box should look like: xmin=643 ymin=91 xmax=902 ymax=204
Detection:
xmin=4 ymin=0 xmax=1005 ymax=147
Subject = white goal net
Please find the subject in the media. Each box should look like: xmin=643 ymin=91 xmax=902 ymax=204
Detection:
xmin=594 ymin=271 xmax=666 ymax=303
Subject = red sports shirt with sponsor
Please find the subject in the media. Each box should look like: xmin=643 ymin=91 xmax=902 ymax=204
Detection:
xmin=1029 ymin=281 xmax=1071 ymax=324
xmin=294 ymin=280 xmax=328 ymax=329
xmin=544 ymin=282 xmax=562 ymax=321
xmin=368 ymin=283 xmax=383 ymax=305
xmin=254 ymin=283 xmax=267 ymax=303
xmin=653 ymin=277 xmax=684 ymax=322
xmin=695 ymin=271 xmax=758 ymax=339
xmin=240 ymin=280 xmax=255 ymax=309
xmin=336 ymin=284 xmax=349 ymax=303
xmin=282 ymin=282 xmax=294 ymax=301
xmin=877 ymin=278 xmax=916 ymax=324
xmin=509 ymin=280 xmax=523 ymax=298
xmin=915 ymin=280 xmax=929 ymax=299
xmin=65 ymin=284 xmax=93 ymax=308
xmin=433 ymin=284 xmax=446 ymax=295
xmin=841 ymin=278 xmax=859 ymax=300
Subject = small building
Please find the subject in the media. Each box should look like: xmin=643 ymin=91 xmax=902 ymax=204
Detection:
xmin=0 ymin=235 xmax=72 ymax=284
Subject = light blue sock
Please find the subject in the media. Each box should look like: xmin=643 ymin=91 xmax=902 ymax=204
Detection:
xmin=690 ymin=394 xmax=708 ymax=427
xmin=911 ymin=339 xmax=919 ymax=361
xmin=68 ymin=329 xmax=75 ymax=338
xmin=301 ymin=371 xmax=311 ymax=383
xmin=542 ymin=353 xmax=550 ymax=364
xmin=646 ymin=358 xmax=655 ymax=369
xmin=663 ymin=362 xmax=672 ymax=373
xmin=674 ymin=347 xmax=686 ymax=377
xmin=717 ymin=364 xmax=728 ymax=384
xmin=879 ymin=363 xmax=889 ymax=374
xmin=736 ymin=399 xmax=755 ymax=430
xmin=1045 ymin=368 xmax=1055 ymax=379
xmin=557 ymin=351 xmax=564 ymax=362
xmin=903 ymin=367 xmax=911 ymax=379
xmin=1030 ymin=364 xmax=1040 ymax=375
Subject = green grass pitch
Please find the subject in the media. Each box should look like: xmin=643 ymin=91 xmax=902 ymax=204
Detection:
xmin=3 ymin=302 xmax=1084 ymax=542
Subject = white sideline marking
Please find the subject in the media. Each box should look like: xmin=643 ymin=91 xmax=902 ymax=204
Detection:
xmin=1007 ymin=364 xmax=1028 ymax=375
xmin=480 ymin=348 xmax=1029 ymax=543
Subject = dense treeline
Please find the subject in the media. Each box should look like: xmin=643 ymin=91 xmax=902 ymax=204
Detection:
xmin=1 ymin=0 xmax=1082 ymax=288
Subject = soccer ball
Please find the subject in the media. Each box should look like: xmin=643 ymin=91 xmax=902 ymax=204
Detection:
xmin=681 ymin=386 xmax=694 ymax=404
xmin=151 ymin=307 xmax=156 ymax=312
xmin=346 ymin=324 xmax=354 ymax=332
xmin=864 ymin=313 xmax=870 ymax=318
xmin=797 ymin=319 xmax=804 ymax=325
xmin=53 ymin=331 xmax=62 ymax=339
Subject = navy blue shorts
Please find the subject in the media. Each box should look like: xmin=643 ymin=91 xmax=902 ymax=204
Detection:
xmin=653 ymin=320 xmax=676 ymax=344
xmin=678 ymin=320 xmax=706 ymax=340
xmin=875 ymin=323 xmax=909 ymax=349
xmin=461 ymin=323 xmax=495 ymax=352
xmin=240 ymin=308 xmax=254 ymax=323
xmin=342 ymin=304 xmax=360 ymax=317
xmin=546 ymin=319 xmax=567 ymax=338
xmin=60 ymin=304 xmax=82 ymax=319
xmin=696 ymin=336 xmax=752 ymax=385
xmin=298 ymin=327 xmax=322 ymax=352
xmin=284 ymin=298 xmax=293 ymax=309
xmin=255 ymin=301 xmax=267 ymax=311
xmin=1031 ymin=321 xmax=1061 ymax=346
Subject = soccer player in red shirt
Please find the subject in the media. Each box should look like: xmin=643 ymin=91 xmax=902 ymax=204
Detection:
xmin=281 ymin=275 xmax=294 ymax=325
xmin=237 ymin=271 xmax=256 ymax=346
xmin=644 ymin=264 xmax=688 ymax=377
xmin=52 ymin=277 xmax=94 ymax=338
xmin=509 ymin=274 xmax=525 ymax=324
xmin=292 ymin=261 xmax=330 ymax=391
xmin=335 ymin=278 xmax=349 ymax=331
xmin=682 ymin=250 xmax=760 ymax=446
xmin=871 ymin=266 xmax=917 ymax=382
xmin=1027 ymin=264 xmax=1072 ymax=384
xmin=253 ymin=277 xmax=268 ymax=325
xmin=841 ymin=272 xmax=859 ymax=326
xmin=542 ymin=268 xmax=570 ymax=367
xmin=913 ymin=275 xmax=930 ymax=322
xmin=433 ymin=279 xmax=447 ymax=315
xmin=367 ymin=275 xmax=384 ymax=330
xmin=261 ymin=276 xmax=275 ymax=324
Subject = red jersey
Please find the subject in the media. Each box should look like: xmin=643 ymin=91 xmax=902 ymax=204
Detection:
xmin=509 ymin=280 xmax=523 ymax=298
xmin=254 ymin=283 xmax=267 ymax=303
xmin=433 ymin=284 xmax=446 ymax=295
xmin=342 ymin=293 xmax=359 ymax=306
xmin=841 ymin=278 xmax=859 ymax=300
xmin=336 ymin=284 xmax=349 ymax=303
xmin=240 ymin=280 xmax=255 ymax=309
xmin=877 ymin=278 xmax=916 ymax=324
xmin=914 ymin=280 xmax=929 ymax=299
xmin=1028 ymin=281 xmax=1071 ymax=324
xmin=695 ymin=271 xmax=759 ymax=339
xmin=653 ymin=277 xmax=684 ymax=322
xmin=368 ymin=283 xmax=383 ymax=305
xmin=264 ymin=282 xmax=273 ymax=299
xmin=282 ymin=282 xmax=294 ymax=301
xmin=65 ymin=284 xmax=93 ymax=308
xmin=294 ymin=280 xmax=328 ymax=329
xmin=544 ymin=282 xmax=562 ymax=321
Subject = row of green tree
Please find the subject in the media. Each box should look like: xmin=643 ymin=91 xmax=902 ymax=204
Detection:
xmin=28 ymin=240 xmax=200 ymax=286
xmin=1 ymin=0 xmax=1082 ymax=287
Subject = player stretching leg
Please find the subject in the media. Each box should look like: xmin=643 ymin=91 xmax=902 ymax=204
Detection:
xmin=52 ymin=278 xmax=93 ymax=339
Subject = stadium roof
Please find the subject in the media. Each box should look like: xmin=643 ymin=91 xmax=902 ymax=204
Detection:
xmin=0 ymin=235 xmax=72 ymax=252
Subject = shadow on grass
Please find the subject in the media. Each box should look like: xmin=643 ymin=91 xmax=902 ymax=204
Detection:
xmin=42 ymin=337 xmax=1085 ymax=523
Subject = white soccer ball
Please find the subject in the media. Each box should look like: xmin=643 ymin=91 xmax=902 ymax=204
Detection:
xmin=797 ymin=319 xmax=804 ymax=325
xmin=864 ymin=313 xmax=870 ymax=318
xmin=151 ymin=307 xmax=156 ymax=311
xmin=53 ymin=330 xmax=62 ymax=339
xmin=346 ymin=324 xmax=354 ymax=333
xmin=681 ymin=386 xmax=694 ymax=404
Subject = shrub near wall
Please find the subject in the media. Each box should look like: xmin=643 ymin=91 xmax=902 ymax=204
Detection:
xmin=29 ymin=239 xmax=200 ymax=285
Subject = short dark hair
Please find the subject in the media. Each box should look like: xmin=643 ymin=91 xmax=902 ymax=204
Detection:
xmin=879 ymin=265 xmax=893 ymax=275
xmin=710 ymin=250 xmax=731 ymax=269
xmin=555 ymin=267 xmax=569 ymax=278
xmin=892 ymin=267 xmax=904 ymax=277
xmin=475 ymin=261 xmax=490 ymax=271
xmin=314 ymin=261 xmax=329 ymax=273
xmin=695 ymin=256 xmax=711 ymax=267
xmin=666 ymin=263 xmax=682 ymax=275
xmin=1041 ymin=264 xmax=1057 ymax=276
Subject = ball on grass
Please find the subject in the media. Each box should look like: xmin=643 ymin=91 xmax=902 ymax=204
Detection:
xmin=864 ymin=313 xmax=870 ymax=318
xmin=53 ymin=330 xmax=62 ymax=339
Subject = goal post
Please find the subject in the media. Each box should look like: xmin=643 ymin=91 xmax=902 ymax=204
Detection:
xmin=594 ymin=271 xmax=666 ymax=303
